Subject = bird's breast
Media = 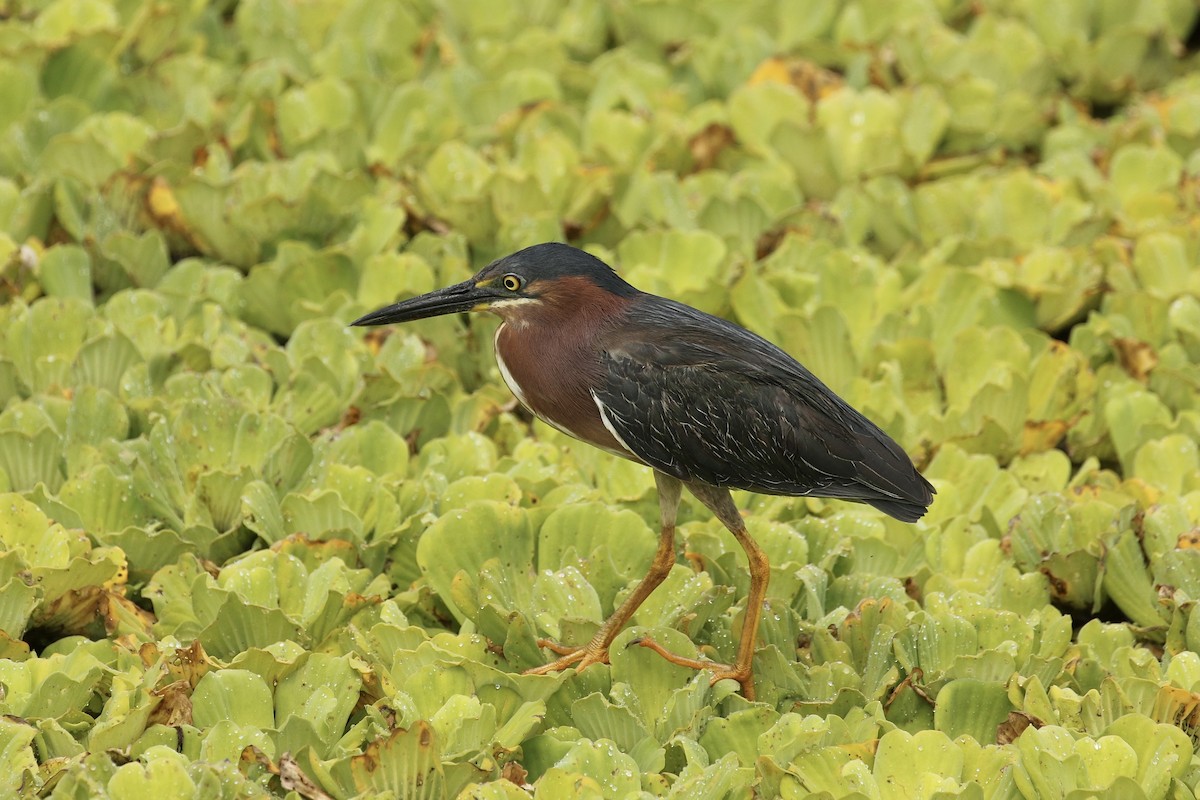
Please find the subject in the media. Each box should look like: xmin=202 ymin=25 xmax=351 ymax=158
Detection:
xmin=494 ymin=322 xmax=637 ymax=461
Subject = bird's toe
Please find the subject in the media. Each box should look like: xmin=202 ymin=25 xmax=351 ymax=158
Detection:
xmin=523 ymin=639 xmax=610 ymax=676
xmin=632 ymin=638 xmax=756 ymax=700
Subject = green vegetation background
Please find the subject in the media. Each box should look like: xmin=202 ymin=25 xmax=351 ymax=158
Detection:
xmin=1 ymin=0 xmax=1200 ymax=797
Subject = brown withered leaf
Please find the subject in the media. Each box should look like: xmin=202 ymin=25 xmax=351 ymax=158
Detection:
xmin=147 ymin=681 xmax=193 ymax=727
xmin=1039 ymin=566 xmax=1070 ymax=602
xmin=100 ymin=591 xmax=156 ymax=637
xmin=36 ymin=586 xmax=110 ymax=638
xmin=688 ymin=123 xmax=735 ymax=171
xmin=279 ymin=752 xmax=334 ymax=800
xmin=168 ymin=640 xmax=212 ymax=687
xmin=500 ymin=760 xmax=530 ymax=787
xmin=138 ymin=642 xmax=160 ymax=668
xmin=1156 ymin=684 xmax=1200 ymax=731
xmin=996 ymin=711 xmax=1042 ymax=745
xmin=0 ymin=633 xmax=30 ymax=662
xmin=337 ymin=405 xmax=362 ymax=430
xmin=1112 ymin=337 xmax=1158 ymax=381
xmin=748 ymin=56 xmax=844 ymax=103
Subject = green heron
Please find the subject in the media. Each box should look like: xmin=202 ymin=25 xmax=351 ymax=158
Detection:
xmin=353 ymin=243 xmax=934 ymax=698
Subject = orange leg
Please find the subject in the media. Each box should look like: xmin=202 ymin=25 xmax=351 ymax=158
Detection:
xmin=525 ymin=472 xmax=683 ymax=675
xmin=635 ymin=482 xmax=768 ymax=701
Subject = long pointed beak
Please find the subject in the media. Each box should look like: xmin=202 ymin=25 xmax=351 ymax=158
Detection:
xmin=351 ymin=280 xmax=494 ymax=326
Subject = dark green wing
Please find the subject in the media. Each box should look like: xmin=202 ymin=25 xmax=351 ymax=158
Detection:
xmin=593 ymin=298 xmax=934 ymax=521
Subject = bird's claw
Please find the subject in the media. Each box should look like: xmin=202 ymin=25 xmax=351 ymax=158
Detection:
xmin=632 ymin=637 xmax=755 ymax=700
xmin=533 ymin=637 xmax=580 ymax=656
xmin=523 ymin=639 xmax=610 ymax=676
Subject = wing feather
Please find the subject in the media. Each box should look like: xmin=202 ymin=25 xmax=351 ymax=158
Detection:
xmin=594 ymin=297 xmax=934 ymax=521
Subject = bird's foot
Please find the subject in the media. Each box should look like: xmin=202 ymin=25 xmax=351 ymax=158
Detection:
xmin=523 ymin=638 xmax=610 ymax=675
xmin=631 ymin=637 xmax=755 ymax=701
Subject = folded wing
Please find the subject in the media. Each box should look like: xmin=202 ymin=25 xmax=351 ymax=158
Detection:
xmin=593 ymin=299 xmax=935 ymax=522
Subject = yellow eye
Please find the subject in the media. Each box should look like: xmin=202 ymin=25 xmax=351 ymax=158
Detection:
xmin=502 ymin=274 xmax=522 ymax=292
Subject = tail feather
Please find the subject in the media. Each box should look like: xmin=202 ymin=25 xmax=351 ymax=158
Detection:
xmin=864 ymin=495 xmax=932 ymax=522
